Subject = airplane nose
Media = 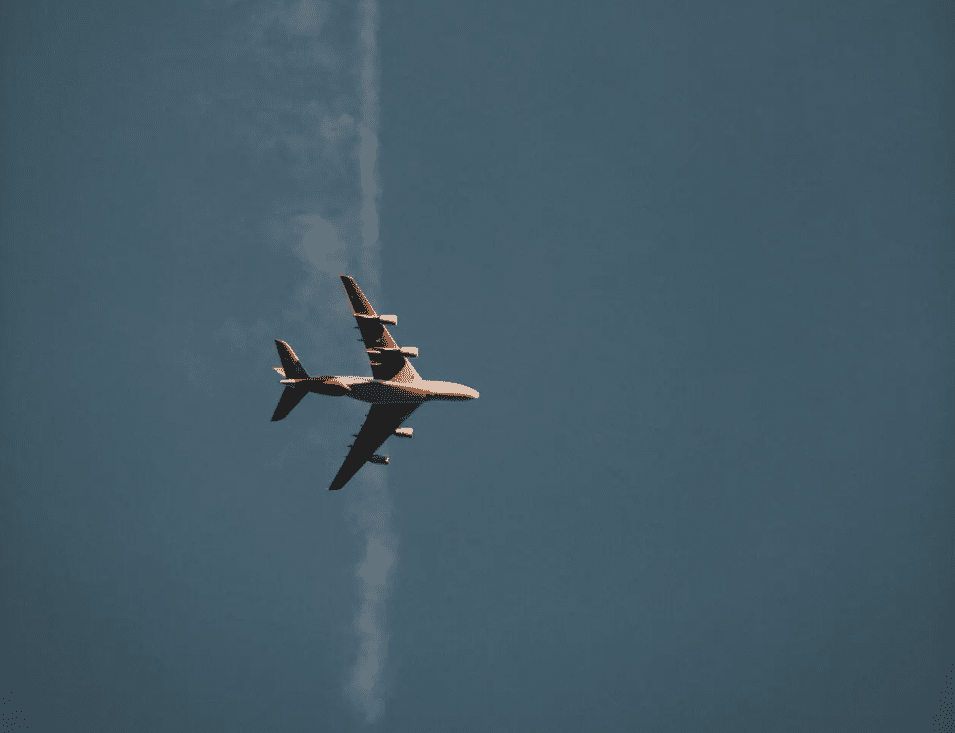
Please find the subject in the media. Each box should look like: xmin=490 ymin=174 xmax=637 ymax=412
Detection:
xmin=466 ymin=387 xmax=479 ymax=400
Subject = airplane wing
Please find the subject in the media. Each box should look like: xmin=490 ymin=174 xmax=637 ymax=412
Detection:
xmin=328 ymin=402 xmax=420 ymax=490
xmin=340 ymin=275 xmax=419 ymax=383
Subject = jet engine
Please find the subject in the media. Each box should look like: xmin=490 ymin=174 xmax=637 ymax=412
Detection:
xmin=366 ymin=346 xmax=419 ymax=358
xmin=369 ymin=454 xmax=390 ymax=465
xmin=354 ymin=313 xmax=397 ymax=325
xmin=394 ymin=428 xmax=413 ymax=438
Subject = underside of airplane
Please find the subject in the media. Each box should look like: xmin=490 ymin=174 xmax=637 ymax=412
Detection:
xmin=270 ymin=275 xmax=478 ymax=491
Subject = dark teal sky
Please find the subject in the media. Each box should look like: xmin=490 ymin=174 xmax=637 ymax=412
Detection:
xmin=2 ymin=1 xmax=953 ymax=731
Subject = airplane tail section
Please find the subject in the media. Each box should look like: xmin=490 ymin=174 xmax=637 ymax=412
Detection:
xmin=275 ymin=339 xmax=310 ymax=379
xmin=271 ymin=386 xmax=308 ymax=421
xmin=270 ymin=340 xmax=311 ymax=421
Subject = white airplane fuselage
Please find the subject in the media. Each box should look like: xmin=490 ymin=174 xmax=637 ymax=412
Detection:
xmin=271 ymin=275 xmax=479 ymax=490
xmin=280 ymin=375 xmax=478 ymax=404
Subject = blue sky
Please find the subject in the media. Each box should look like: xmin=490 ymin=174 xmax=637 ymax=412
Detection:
xmin=1 ymin=1 xmax=953 ymax=731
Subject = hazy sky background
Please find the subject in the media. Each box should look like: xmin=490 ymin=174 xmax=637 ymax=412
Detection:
xmin=1 ymin=1 xmax=953 ymax=731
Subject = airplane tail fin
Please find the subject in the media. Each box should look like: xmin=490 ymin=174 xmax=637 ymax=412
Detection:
xmin=275 ymin=339 xmax=310 ymax=379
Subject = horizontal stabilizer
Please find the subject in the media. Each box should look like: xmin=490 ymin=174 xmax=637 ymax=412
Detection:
xmin=271 ymin=386 xmax=308 ymax=421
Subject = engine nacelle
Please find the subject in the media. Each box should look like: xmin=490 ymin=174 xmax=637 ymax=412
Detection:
xmin=369 ymin=454 xmax=390 ymax=465
xmin=367 ymin=346 xmax=418 ymax=358
xmin=394 ymin=428 xmax=413 ymax=438
xmin=354 ymin=313 xmax=397 ymax=326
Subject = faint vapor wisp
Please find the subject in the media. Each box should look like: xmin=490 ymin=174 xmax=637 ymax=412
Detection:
xmin=345 ymin=475 xmax=397 ymax=723
xmin=345 ymin=0 xmax=394 ymax=723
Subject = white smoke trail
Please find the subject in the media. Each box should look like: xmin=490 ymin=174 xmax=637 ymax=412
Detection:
xmin=175 ymin=4 xmax=396 ymax=719
xmin=358 ymin=0 xmax=381 ymax=274
xmin=345 ymin=473 xmax=397 ymax=723
xmin=344 ymin=0 xmax=396 ymax=724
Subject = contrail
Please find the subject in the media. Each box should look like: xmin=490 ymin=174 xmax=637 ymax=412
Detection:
xmin=344 ymin=0 xmax=396 ymax=724
xmin=345 ymin=473 xmax=397 ymax=723
xmin=178 ymin=1 xmax=396 ymax=719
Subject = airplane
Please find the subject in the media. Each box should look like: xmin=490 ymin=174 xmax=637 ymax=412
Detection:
xmin=270 ymin=274 xmax=479 ymax=491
